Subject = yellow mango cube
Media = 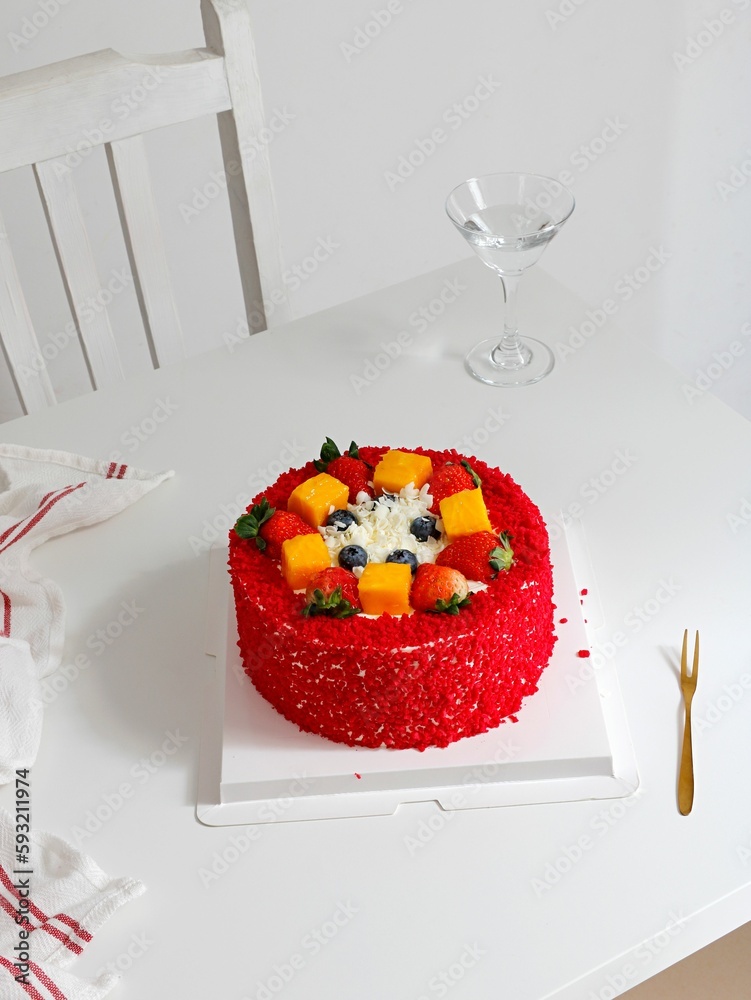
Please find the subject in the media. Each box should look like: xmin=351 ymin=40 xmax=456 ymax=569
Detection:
xmin=281 ymin=533 xmax=331 ymax=590
xmin=439 ymin=488 xmax=493 ymax=542
xmin=373 ymin=450 xmax=433 ymax=494
xmin=358 ymin=562 xmax=413 ymax=616
xmin=288 ymin=473 xmax=349 ymax=528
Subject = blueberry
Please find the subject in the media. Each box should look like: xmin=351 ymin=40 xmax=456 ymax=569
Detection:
xmin=378 ymin=492 xmax=397 ymax=504
xmin=326 ymin=509 xmax=358 ymax=531
xmin=386 ymin=549 xmax=418 ymax=575
xmin=410 ymin=516 xmax=439 ymax=542
xmin=338 ymin=545 xmax=368 ymax=570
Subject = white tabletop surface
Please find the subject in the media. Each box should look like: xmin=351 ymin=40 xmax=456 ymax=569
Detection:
xmin=1 ymin=258 xmax=751 ymax=999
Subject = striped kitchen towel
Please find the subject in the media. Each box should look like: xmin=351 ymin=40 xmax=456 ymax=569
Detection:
xmin=0 ymin=808 xmax=145 ymax=999
xmin=0 ymin=445 xmax=172 ymax=784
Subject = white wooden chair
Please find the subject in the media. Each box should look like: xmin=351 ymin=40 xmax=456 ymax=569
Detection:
xmin=0 ymin=0 xmax=290 ymax=414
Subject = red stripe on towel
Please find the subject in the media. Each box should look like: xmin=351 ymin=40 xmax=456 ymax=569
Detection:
xmin=0 ymin=589 xmax=10 ymax=637
xmin=0 ymin=485 xmax=85 ymax=557
xmin=0 ymin=957 xmax=48 ymax=1000
xmin=0 ymin=867 xmax=89 ymax=954
xmin=30 ymin=963 xmax=69 ymax=1000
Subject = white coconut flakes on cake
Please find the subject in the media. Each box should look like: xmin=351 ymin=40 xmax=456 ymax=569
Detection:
xmin=319 ymin=484 xmax=446 ymax=567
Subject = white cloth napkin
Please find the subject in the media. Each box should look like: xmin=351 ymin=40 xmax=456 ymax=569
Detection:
xmin=0 ymin=808 xmax=145 ymax=999
xmin=0 ymin=444 xmax=173 ymax=784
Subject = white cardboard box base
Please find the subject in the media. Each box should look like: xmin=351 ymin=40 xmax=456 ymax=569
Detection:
xmin=197 ymin=521 xmax=638 ymax=825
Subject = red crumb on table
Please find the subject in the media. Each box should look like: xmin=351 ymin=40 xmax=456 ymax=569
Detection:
xmin=577 ymin=649 xmax=591 ymax=658
xmin=559 ymin=618 xmax=568 ymax=624
xmin=580 ymin=588 xmax=588 ymax=595
xmin=354 ymin=773 xmax=361 ymax=779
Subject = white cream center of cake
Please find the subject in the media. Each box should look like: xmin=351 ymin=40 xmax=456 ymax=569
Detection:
xmin=319 ymin=484 xmax=446 ymax=572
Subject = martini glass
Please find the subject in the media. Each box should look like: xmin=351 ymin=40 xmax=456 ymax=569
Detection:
xmin=446 ymin=172 xmax=575 ymax=386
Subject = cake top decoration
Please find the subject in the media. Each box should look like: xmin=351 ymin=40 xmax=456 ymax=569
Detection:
xmin=232 ymin=437 xmax=521 ymax=622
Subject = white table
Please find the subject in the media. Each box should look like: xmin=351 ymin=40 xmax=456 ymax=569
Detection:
xmin=1 ymin=259 xmax=750 ymax=999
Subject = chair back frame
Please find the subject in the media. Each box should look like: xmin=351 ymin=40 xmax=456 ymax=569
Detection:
xmin=0 ymin=0 xmax=289 ymax=414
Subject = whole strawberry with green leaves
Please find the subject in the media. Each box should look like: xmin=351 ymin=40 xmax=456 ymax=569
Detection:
xmin=410 ymin=563 xmax=471 ymax=615
xmin=314 ymin=437 xmax=374 ymax=503
xmin=428 ymin=460 xmax=481 ymax=514
xmin=436 ymin=531 xmax=514 ymax=582
xmin=234 ymin=498 xmax=315 ymax=559
xmin=303 ymin=568 xmax=360 ymax=619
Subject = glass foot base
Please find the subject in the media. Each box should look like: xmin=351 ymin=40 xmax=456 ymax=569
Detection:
xmin=465 ymin=336 xmax=555 ymax=387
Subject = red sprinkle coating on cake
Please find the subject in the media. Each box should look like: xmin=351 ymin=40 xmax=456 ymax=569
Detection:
xmin=228 ymin=447 xmax=556 ymax=751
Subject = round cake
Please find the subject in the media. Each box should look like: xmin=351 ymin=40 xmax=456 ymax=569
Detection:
xmin=228 ymin=442 xmax=555 ymax=751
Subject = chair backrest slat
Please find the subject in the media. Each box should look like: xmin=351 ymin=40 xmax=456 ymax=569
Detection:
xmin=0 ymin=49 xmax=232 ymax=174
xmin=0 ymin=206 xmax=56 ymax=413
xmin=34 ymin=159 xmax=124 ymax=389
xmin=202 ymin=0 xmax=292 ymax=328
xmin=106 ymin=136 xmax=184 ymax=369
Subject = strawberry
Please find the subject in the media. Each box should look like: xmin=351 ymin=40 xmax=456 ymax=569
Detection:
xmin=428 ymin=461 xmax=481 ymax=514
xmin=234 ymin=499 xmax=315 ymax=559
xmin=314 ymin=437 xmax=374 ymax=503
xmin=303 ymin=568 xmax=360 ymax=618
xmin=260 ymin=511 xmax=317 ymax=559
xmin=436 ymin=530 xmax=514 ymax=582
xmin=410 ymin=563 xmax=471 ymax=615
xmin=328 ymin=456 xmax=372 ymax=503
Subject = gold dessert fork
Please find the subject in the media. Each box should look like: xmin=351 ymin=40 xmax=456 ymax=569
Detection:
xmin=678 ymin=629 xmax=699 ymax=815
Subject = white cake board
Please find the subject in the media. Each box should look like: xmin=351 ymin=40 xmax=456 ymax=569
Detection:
xmin=197 ymin=521 xmax=638 ymax=825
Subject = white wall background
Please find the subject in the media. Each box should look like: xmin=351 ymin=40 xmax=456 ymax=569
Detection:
xmin=0 ymin=0 xmax=749 ymax=422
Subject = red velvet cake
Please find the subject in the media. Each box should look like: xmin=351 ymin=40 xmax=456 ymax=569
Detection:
xmin=228 ymin=443 xmax=555 ymax=751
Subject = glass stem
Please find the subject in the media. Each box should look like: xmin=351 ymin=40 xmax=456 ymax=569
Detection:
xmin=492 ymin=273 xmax=530 ymax=370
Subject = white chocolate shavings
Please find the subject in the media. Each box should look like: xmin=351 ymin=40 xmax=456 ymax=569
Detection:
xmin=320 ymin=484 xmax=446 ymax=567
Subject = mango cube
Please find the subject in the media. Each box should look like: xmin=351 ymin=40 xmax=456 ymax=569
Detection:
xmin=373 ymin=450 xmax=433 ymax=494
xmin=358 ymin=562 xmax=413 ymax=616
xmin=281 ymin=533 xmax=331 ymax=590
xmin=288 ymin=473 xmax=349 ymax=528
xmin=439 ymin=488 xmax=493 ymax=542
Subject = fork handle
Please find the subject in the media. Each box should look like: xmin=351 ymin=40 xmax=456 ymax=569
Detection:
xmin=678 ymin=703 xmax=694 ymax=815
